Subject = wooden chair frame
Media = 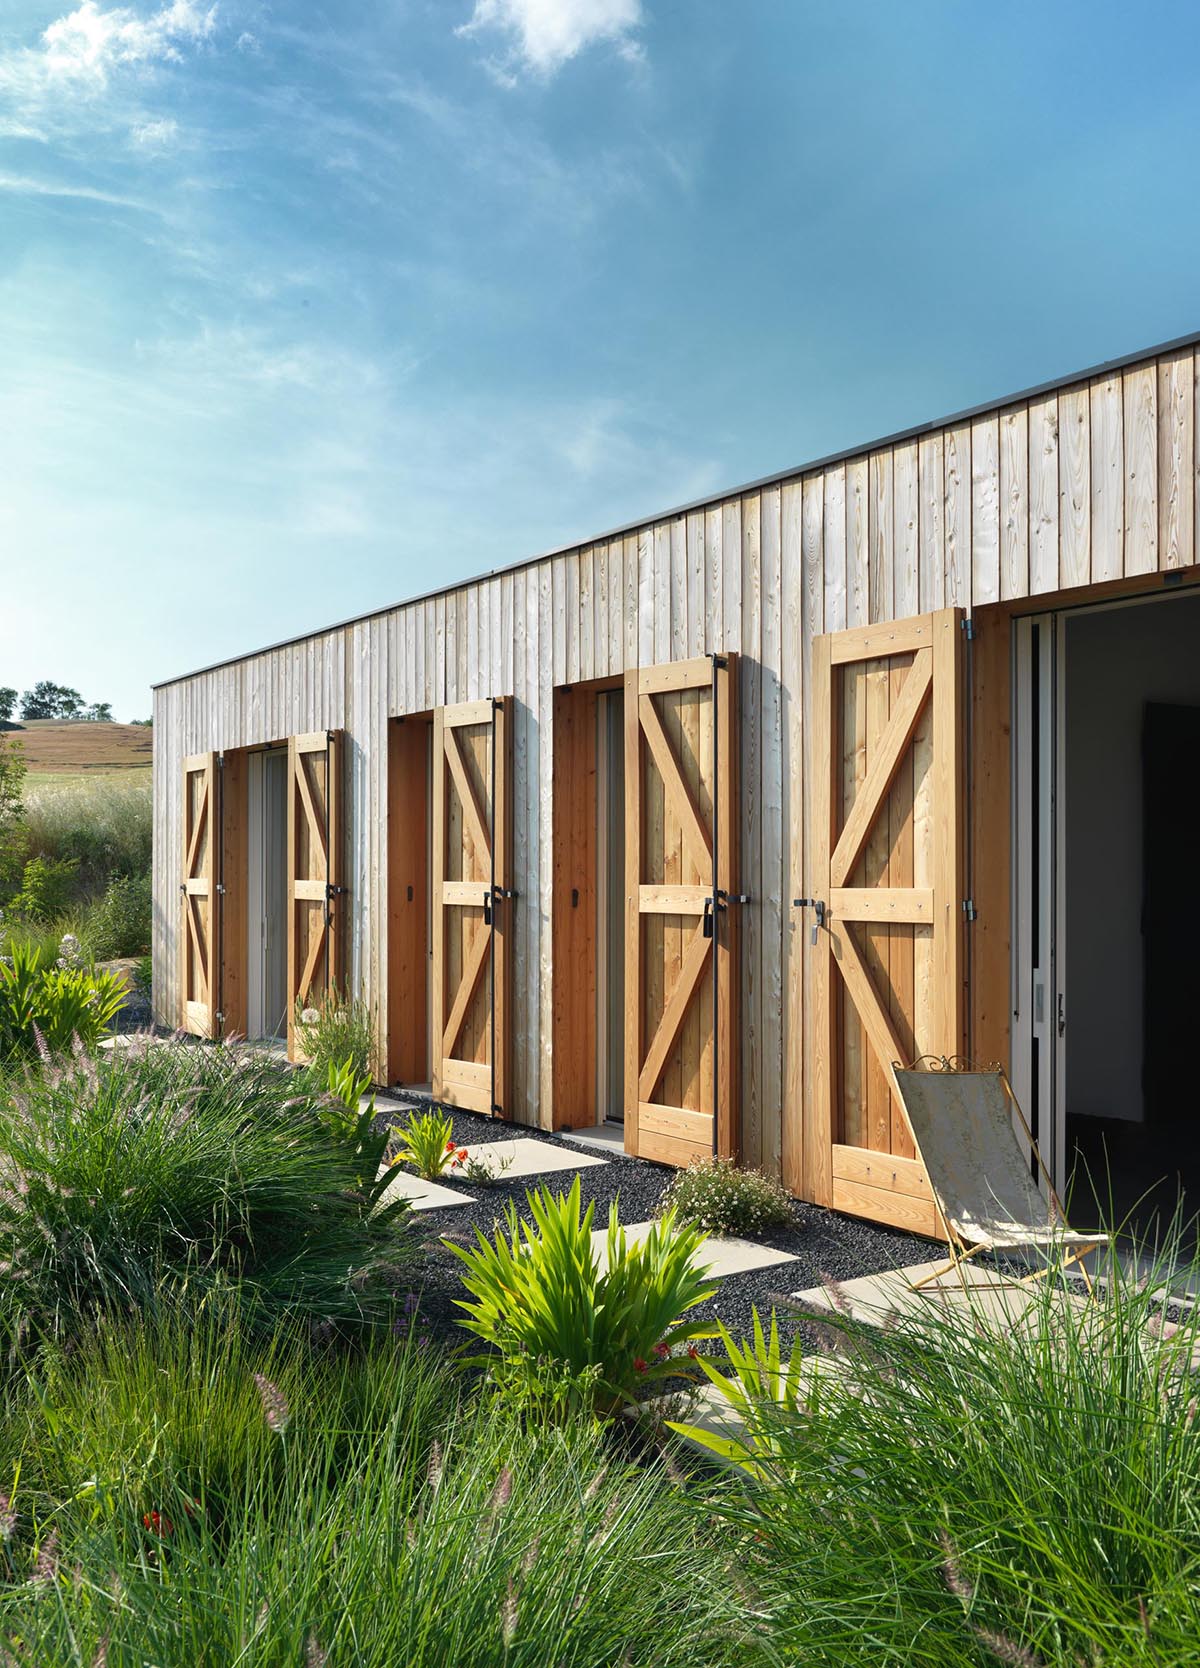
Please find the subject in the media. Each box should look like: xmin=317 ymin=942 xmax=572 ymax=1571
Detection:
xmin=898 ymin=1056 xmax=1104 ymax=1298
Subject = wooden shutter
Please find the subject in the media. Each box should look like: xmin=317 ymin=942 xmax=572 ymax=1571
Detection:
xmin=431 ymin=699 xmax=512 ymax=1115
xmin=180 ymin=752 xmax=220 ymax=1037
xmin=286 ymin=730 xmax=345 ymax=1059
xmin=625 ymin=654 xmax=738 ymax=1166
xmin=808 ymin=609 xmax=964 ymax=1234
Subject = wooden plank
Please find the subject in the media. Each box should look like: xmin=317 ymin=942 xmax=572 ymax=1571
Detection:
xmin=918 ymin=433 xmax=944 ymax=612
xmin=387 ymin=718 xmax=429 ymax=1085
xmin=441 ymin=880 xmax=491 ymax=906
xmin=830 ymin=616 xmax=933 ymax=664
xmin=830 ymin=648 xmax=932 ymax=888
xmin=441 ymin=912 xmax=491 ymax=1061
xmin=807 ymin=630 xmax=833 ymax=1206
xmin=830 ymin=887 xmax=933 ymax=924
xmin=443 ymin=699 xmax=493 ymax=729
xmin=1123 ymin=362 xmax=1158 ymax=575
xmin=714 ymin=652 xmax=738 ymax=1163
xmin=638 ymin=1129 xmax=710 ymax=1169
xmin=999 ymin=406 xmax=1029 ymax=600
xmin=1058 ymin=384 xmax=1091 ymax=589
xmin=781 ymin=478 xmax=804 ymax=1195
xmin=823 ymin=464 xmax=847 ymax=631
xmin=944 ymin=424 xmax=971 ymax=608
xmin=761 ymin=481 xmax=784 ymax=1178
xmin=639 ymin=693 xmax=712 ymax=873
xmin=1158 ymin=351 xmax=1194 ymax=569
xmin=1090 ymin=374 xmax=1124 ymax=583
xmin=1028 ymin=393 xmax=1059 ymax=594
xmin=846 ymin=458 xmax=869 ymax=628
xmin=930 ymin=610 xmax=963 ymax=1059
xmin=640 ymin=1102 xmax=712 ymax=1145
xmin=638 ymin=656 xmax=712 ymax=695
xmin=741 ymin=493 xmax=762 ymax=1169
xmin=638 ymin=923 xmax=708 ymax=1102
xmin=868 ymin=449 xmax=894 ymax=623
xmin=831 ymin=1176 xmax=940 ymax=1238
xmin=623 ymin=667 xmax=641 ymax=1150
xmin=832 ymin=1141 xmax=932 ymax=1199
xmin=430 ymin=707 xmax=446 ymax=1097
xmin=834 ymin=920 xmax=908 ymax=1091
xmin=893 ymin=442 xmax=919 ymax=620
xmin=970 ymin=415 xmax=1000 ymax=607
xmin=638 ymin=885 xmax=710 ymax=914
xmin=969 ymin=607 xmax=1011 ymax=1078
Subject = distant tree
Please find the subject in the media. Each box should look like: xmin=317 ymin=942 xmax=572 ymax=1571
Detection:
xmin=84 ymin=702 xmax=114 ymax=722
xmin=0 ymin=687 xmax=16 ymax=723
xmin=20 ymin=682 xmax=86 ymax=720
xmin=131 ymin=717 xmax=153 ymax=727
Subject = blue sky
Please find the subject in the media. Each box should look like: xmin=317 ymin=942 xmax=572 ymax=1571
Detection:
xmin=2 ymin=0 xmax=1199 ymax=719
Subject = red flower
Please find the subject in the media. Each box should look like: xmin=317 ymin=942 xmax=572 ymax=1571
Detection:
xmin=633 ymin=1357 xmax=647 ymax=1374
xmin=653 ymin=1341 xmax=670 ymax=1361
xmin=142 ymin=1510 xmax=174 ymax=1538
xmin=687 ymin=1343 xmax=699 ymax=1359
xmin=445 ymin=1138 xmax=456 ymax=1151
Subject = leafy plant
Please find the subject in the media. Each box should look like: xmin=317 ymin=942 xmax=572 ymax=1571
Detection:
xmin=658 ymin=1154 xmax=792 ymax=1238
xmin=0 ymin=938 xmax=126 ymax=1060
xmin=0 ymin=1042 xmax=411 ymax=1344
xmin=78 ymin=871 xmax=152 ymax=960
xmin=447 ymin=1176 xmax=719 ymax=1416
xmin=669 ymin=1308 xmax=812 ymax=1474
xmin=132 ymin=952 xmax=153 ymax=1000
xmin=390 ymin=1107 xmax=467 ymax=1181
xmin=8 ymin=854 xmax=79 ymax=922
xmin=458 ymin=1147 xmax=514 ymax=1187
xmin=293 ymin=986 xmax=375 ymax=1079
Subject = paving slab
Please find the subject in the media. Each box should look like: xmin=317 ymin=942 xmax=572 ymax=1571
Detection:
xmin=594 ymin=1221 xmax=797 ymax=1280
xmin=791 ymin=1259 xmax=1094 ymax=1331
xmin=460 ymin=1136 xmax=608 ymax=1180
xmin=374 ymin=1166 xmax=473 ymax=1212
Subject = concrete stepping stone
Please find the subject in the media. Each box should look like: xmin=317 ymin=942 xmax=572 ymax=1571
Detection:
xmin=374 ymin=1167 xmax=473 ymax=1212
xmin=461 ymin=1136 xmax=608 ymax=1180
xmin=791 ymin=1259 xmax=1091 ymax=1331
xmin=593 ymin=1221 xmax=797 ymax=1280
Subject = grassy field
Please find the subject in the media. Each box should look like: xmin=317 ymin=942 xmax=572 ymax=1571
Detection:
xmin=3 ymin=718 xmax=152 ymax=779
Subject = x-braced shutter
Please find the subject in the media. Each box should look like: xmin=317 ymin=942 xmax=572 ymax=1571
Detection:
xmin=286 ymin=730 xmax=345 ymax=1060
xmin=805 ymin=609 xmax=965 ymax=1235
xmin=180 ymin=752 xmax=220 ymax=1038
xmin=624 ymin=654 xmax=739 ymax=1166
xmin=431 ymin=699 xmax=512 ymax=1115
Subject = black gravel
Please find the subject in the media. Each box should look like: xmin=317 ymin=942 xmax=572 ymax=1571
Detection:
xmin=379 ymin=1097 xmax=944 ymax=1358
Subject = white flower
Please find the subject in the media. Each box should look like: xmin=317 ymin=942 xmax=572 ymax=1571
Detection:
xmin=300 ymin=1008 xmax=320 ymax=1026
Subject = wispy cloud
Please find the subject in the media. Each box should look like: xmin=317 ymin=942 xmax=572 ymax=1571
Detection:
xmin=457 ymin=0 xmax=643 ymax=82
xmin=0 ymin=170 xmax=154 ymax=212
xmin=42 ymin=0 xmax=216 ymax=85
xmin=130 ymin=114 xmax=179 ymax=147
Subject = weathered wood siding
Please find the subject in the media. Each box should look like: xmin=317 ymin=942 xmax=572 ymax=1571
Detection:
xmin=153 ymin=340 xmax=1200 ymax=1176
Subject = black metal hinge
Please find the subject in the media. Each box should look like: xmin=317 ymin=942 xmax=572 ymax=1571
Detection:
xmin=961 ymin=617 xmax=976 ymax=641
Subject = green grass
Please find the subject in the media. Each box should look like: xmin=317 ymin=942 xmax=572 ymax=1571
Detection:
xmin=0 ymin=1305 xmax=758 ymax=1668
xmin=703 ymin=1251 xmax=1200 ymax=1666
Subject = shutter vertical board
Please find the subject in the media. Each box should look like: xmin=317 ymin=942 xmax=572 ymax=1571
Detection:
xmin=811 ymin=609 xmax=965 ymax=1233
xmin=286 ymin=730 xmax=345 ymax=1061
xmin=431 ymin=699 xmax=512 ymax=1116
xmin=624 ymin=654 xmax=738 ymax=1166
xmin=180 ymin=752 xmax=220 ymax=1038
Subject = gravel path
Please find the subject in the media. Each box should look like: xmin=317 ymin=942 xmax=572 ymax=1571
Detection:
xmin=381 ymin=1099 xmax=942 ymax=1357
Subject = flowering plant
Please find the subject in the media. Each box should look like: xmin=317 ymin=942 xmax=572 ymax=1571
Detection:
xmin=389 ymin=1108 xmax=467 ymax=1181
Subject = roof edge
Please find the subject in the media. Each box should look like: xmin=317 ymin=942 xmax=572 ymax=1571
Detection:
xmin=154 ymin=324 xmax=1200 ymax=690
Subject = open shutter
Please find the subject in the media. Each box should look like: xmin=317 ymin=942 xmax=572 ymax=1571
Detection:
xmin=625 ymin=654 xmax=738 ymax=1166
xmin=808 ymin=608 xmax=964 ymax=1235
xmin=431 ymin=699 xmax=512 ymax=1115
xmin=286 ymin=730 xmax=345 ymax=1059
xmin=180 ymin=752 xmax=220 ymax=1037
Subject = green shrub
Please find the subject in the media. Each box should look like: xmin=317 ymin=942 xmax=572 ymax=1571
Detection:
xmin=77 ymin=870 xmax=152 ymax=960
xmin=7 ymin=853 xmax=79 ymax=921
xmin=294 ymin=986 xmax=375 ymax=1079
xmin=0 ymin=938 xmax=126 ymax=1060
xmin=704 ymin=1254 xmax=1200 ymax=1666
xmin=658 ymin=1154 xmax=792 ymax=1237
xmin=0 ymin=1317 xmax=753 ymax=1668
xmin=448 ymin=1175 xmax=719 ymax=1417
xmin=133 ymin=951 xmax=153 ymax=999
xmin=390 ymin=1106 xmax=466 ymax=1180
xmin=21 ymin=776 xmax=151 ymax=891
xmin=0 ymin=1042 xmax=412 ymax=1343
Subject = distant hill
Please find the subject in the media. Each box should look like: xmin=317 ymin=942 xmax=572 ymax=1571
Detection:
xmin=3 ymin=719 xmax=152 ymax=778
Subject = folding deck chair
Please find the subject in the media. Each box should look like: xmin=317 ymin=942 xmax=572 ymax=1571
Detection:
xmin=891 ymin=1058 xmax=1109 ymax=1297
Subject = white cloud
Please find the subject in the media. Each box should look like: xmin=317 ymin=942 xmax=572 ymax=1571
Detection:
xmin=458 ymin=0 xmax=643 ymax=79
xmin=42 ymin=0 xmax=217 ymax=84
xmin=130 ymin=115 xmax=179 ymax=148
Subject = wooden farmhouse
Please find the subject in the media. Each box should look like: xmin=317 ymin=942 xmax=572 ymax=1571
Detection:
xmin=154 ymin=331 xmax=1200 ymax=1239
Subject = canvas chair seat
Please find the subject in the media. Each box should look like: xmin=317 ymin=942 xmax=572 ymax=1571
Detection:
xmin=892 ymin=1065 xmax=1109 ymax=1277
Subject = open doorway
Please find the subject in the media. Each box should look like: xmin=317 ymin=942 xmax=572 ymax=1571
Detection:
xmin=552 ymin=680 xmax=625 ymax=1132
xmin=246 ymin=748 xmax=289 ymax=1042
xmin=1013 ymin=587 xmax=1200 ymax=1247
xmin=387 ymin=715 xmax=433 ymax=1090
